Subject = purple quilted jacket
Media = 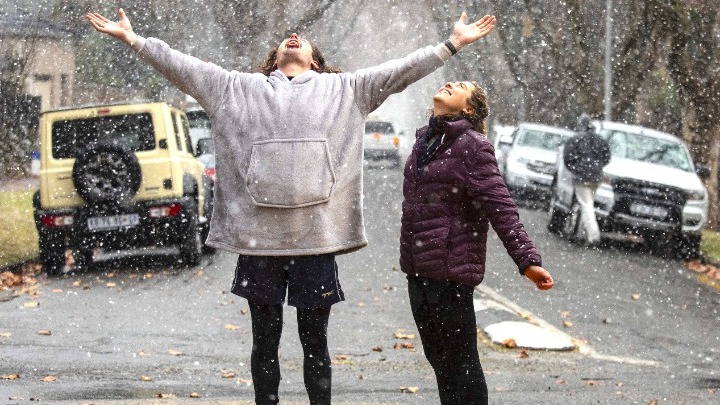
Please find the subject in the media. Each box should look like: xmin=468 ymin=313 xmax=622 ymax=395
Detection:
xmin=400 ymin=119 xmax=542 ymax=286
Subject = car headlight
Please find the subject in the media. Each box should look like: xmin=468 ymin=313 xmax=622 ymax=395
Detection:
xmin=687 ymin=189 xmax=707 ymax=202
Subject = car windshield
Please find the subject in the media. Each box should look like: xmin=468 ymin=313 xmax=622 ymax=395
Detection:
xmin=365 ymin=121 xmax=395 ymax=134
xmin=516 ymin=129 xmax=569 ymax=151
xmin=196 ymin=138 xmax=214 ymax=155
xmin=600 ymin=129 xmax=692 ymax=171
xmin=186 ymin=110 xmax=211 ymax=129
xmin=51 ymin=113 xmax=155 ymax=159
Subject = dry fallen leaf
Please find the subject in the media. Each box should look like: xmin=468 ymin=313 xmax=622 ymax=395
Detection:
xmin=393 ymin=342 xmax=416 ymax=350
xmin=631 ymin=293 xmax=640 ymax=301
xmin=563 ymin=320 xmax=573 ymax=328
xmin=221 ymin=371 xmax=236 ymax=379
xmin=143 ymin=273 xmax=153 ymax=279
xmin=560 ymin=310 xmax=571 ymax=318
xmin=584 ymin=380 xmax=597 ymax=386
xmin=2 ymin=374 xmax=20 ymax=380
xmin=40 ymin=375 xmax=58 ymax=382
xmin=237 ymin=378 xmax=253 ymax=385
xmin=190 ymin=392 xmax=201 ymax=398
xmin=157 ymin=393 xmax=176 ymax=399
xmin=394 ymin=329 xmax=415 ymax=340
xmin=357 ymin=301 xmax=366 ymax=307
xmin=224 ymin=324 xmax=240 ymax=331
xmin=23 ymin=301 xmax=39 ymax=308
xmin=518 ymin=311 xmax=532 ymax=320
xmin=556 ymin=379 xmax=567 ymax=384
xmin=391 ymin=265 xmax=399 ymax=272
xmin=371 ymin=346 xmax=383 ymax=352
xmin=51 ymin=289 xmax=63 ymax=293
xmin=140 ymin=375 xmax=153 ymax=382
xmin=502 ymin=338 xmax=517 ymax=348
xmin=517 ymin=349 xmax=529 ymax=359
xmin=37 ymin=330 xmax=52 ymax=336
xmin=399 ymin=386 xmax=419 ymax=394
xmin=358 ymin=374 xmax=366 ymax=380
xmin=0 ymin=332 xmax=11 ymax=337
xmin=167 ymin=349 xmax=184 ymax=356
xmin=72 ymin=280 xmax=81 ymax=287
xmin=138 ymin=350 xmax=149 ymax=357
xmin=106 ymin=282 xmax=117 ymax=288
xmin=240 ymin=308 xmax=248 ymax=315
xmin=648 ymin=400 xmax=658 ymax=405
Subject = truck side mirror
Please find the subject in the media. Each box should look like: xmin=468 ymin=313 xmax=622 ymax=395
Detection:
xmin=695 ymin=164 xmax=710 ymax=179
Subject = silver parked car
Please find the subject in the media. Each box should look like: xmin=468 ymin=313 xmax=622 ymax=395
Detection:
xmin=364 ymin=120 xmax=406 ymax=168
xmin=548 ymin=120 xmax=709 ymax=258
xmin=498 ymin=123 xmax=574 ymax=199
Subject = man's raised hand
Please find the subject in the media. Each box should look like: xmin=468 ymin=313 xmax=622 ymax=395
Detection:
xmin=86 ymin=8 xmax=134 ymax=44
xmin=449 ymin=12 xmax=496 ymax=50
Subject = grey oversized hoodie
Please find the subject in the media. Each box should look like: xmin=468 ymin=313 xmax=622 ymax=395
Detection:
xmin=131 ymin=37 xmax=451 ymax=256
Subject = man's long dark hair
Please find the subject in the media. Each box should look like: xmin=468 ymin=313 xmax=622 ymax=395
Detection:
xmin=257 ymin=40 xmax=341 ymax=76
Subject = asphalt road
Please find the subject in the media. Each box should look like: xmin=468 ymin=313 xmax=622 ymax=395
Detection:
xmin=1 ymin=167 xmax=719 ymax=404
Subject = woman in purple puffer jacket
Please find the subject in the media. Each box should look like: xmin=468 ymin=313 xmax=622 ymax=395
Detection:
xmin=400 ymin=80 xmax=555 ymax=405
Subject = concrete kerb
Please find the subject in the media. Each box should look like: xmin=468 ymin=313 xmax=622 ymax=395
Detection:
xmin=473 ymin=284 xmax=577 ymax=351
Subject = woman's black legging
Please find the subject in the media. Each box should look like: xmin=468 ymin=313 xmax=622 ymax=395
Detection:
xmin=249 ymin=301 xmax=332 ymax=405
xmin=408 ymin=276 xmax=489 ymax=405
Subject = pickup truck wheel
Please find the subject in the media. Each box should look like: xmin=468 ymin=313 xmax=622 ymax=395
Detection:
xmin=179 ymin=200 xmax=202 ymax=266
xmin=562 ymin=201 xmax=582 ymax=242
xmin=72 ymin=142 xmax=141 ymax=204
xmin=39 ymin=236 xmax=66 ymax=277
xmin=547 ymin=190 xmax=566 ymax=234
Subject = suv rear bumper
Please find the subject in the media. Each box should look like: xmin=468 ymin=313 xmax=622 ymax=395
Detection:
xmin=34 ymin=197 xmax=200 ymax=250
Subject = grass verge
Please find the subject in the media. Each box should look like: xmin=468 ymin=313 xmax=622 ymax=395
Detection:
xmin=700 ymin=230 xmax=720 ymax=263
xmin=0 ymin=189 xmax=38 ymax=268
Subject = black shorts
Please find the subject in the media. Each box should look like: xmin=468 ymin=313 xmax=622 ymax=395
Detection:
xmin=231 ymin=254 xmax=345 ymax=308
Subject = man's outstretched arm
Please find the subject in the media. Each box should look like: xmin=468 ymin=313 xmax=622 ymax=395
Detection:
xmin=86 ymin=8 xmax=232 ymax=116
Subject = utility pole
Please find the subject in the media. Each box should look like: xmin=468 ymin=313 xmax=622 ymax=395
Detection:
xmin=604 ymin=0 xmax=613 ymax=121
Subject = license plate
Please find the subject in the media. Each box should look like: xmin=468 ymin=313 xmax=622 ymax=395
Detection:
xmin=630 ymin=203 xmax=667 ymax=218
xmin=87 ymin=214 xmax=140 ymax=231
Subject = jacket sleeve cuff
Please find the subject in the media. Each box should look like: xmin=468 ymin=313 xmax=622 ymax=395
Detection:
xmin=518 ymin=255 xmax=542 ymax=275
xmin=129 ymin=34 xmax=146 ymax=53
xmin=434 ymin=43 xmax=453 ymax=62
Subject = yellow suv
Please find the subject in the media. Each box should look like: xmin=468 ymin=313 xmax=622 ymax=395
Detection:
xmin=32 ymin=101 xmax=213 ymax=276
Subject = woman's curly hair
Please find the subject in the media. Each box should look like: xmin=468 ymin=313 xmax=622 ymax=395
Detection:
xmin=257 ymin=40 xmax=341 ymax=76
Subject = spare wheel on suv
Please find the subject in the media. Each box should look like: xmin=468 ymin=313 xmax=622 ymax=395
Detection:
xmin=72 ymin=142 xmax=142 ymax=204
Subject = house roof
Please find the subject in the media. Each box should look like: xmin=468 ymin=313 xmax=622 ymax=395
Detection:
xmin=0 ymin=12 xmax=71 ymax=40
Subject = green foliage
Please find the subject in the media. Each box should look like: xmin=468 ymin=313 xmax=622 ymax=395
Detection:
xmin=0 ymin=50 xmax=40 ymax=179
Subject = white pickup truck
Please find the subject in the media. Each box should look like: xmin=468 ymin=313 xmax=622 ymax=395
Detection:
xmin=548 ymin=120 xmax=710 ymax=258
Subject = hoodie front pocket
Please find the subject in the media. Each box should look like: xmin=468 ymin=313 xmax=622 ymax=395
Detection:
xmin=246 ymin=138 xmax=336 ymax=208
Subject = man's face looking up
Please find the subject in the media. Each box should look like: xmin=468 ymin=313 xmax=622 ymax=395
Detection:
xmin=276 ymin=33 xmax=316 ymax=70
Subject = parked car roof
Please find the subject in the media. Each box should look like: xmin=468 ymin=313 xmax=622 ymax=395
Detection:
xmin=592 ymin=120 xmax=681 ymax=143
xmin=517 ymin=122 xmax=575 ymax=135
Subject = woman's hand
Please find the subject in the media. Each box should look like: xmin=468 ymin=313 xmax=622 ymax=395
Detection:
xmin=85 ymin=8 xmax=135 ymax=45
xmin=448 ymin=13 xmax=496 ymax=50
xmin=523 ymin=265 xmax=555 ymax=290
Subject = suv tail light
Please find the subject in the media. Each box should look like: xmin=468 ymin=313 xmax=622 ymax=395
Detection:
xmin=148 ymin=203 xmax=183 ymax=218
xmin=41 ymin=214 xmax=75 ymax=228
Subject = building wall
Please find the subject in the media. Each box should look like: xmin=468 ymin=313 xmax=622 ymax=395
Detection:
xmin=1 ymin=36 xmax=75 ymax=111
